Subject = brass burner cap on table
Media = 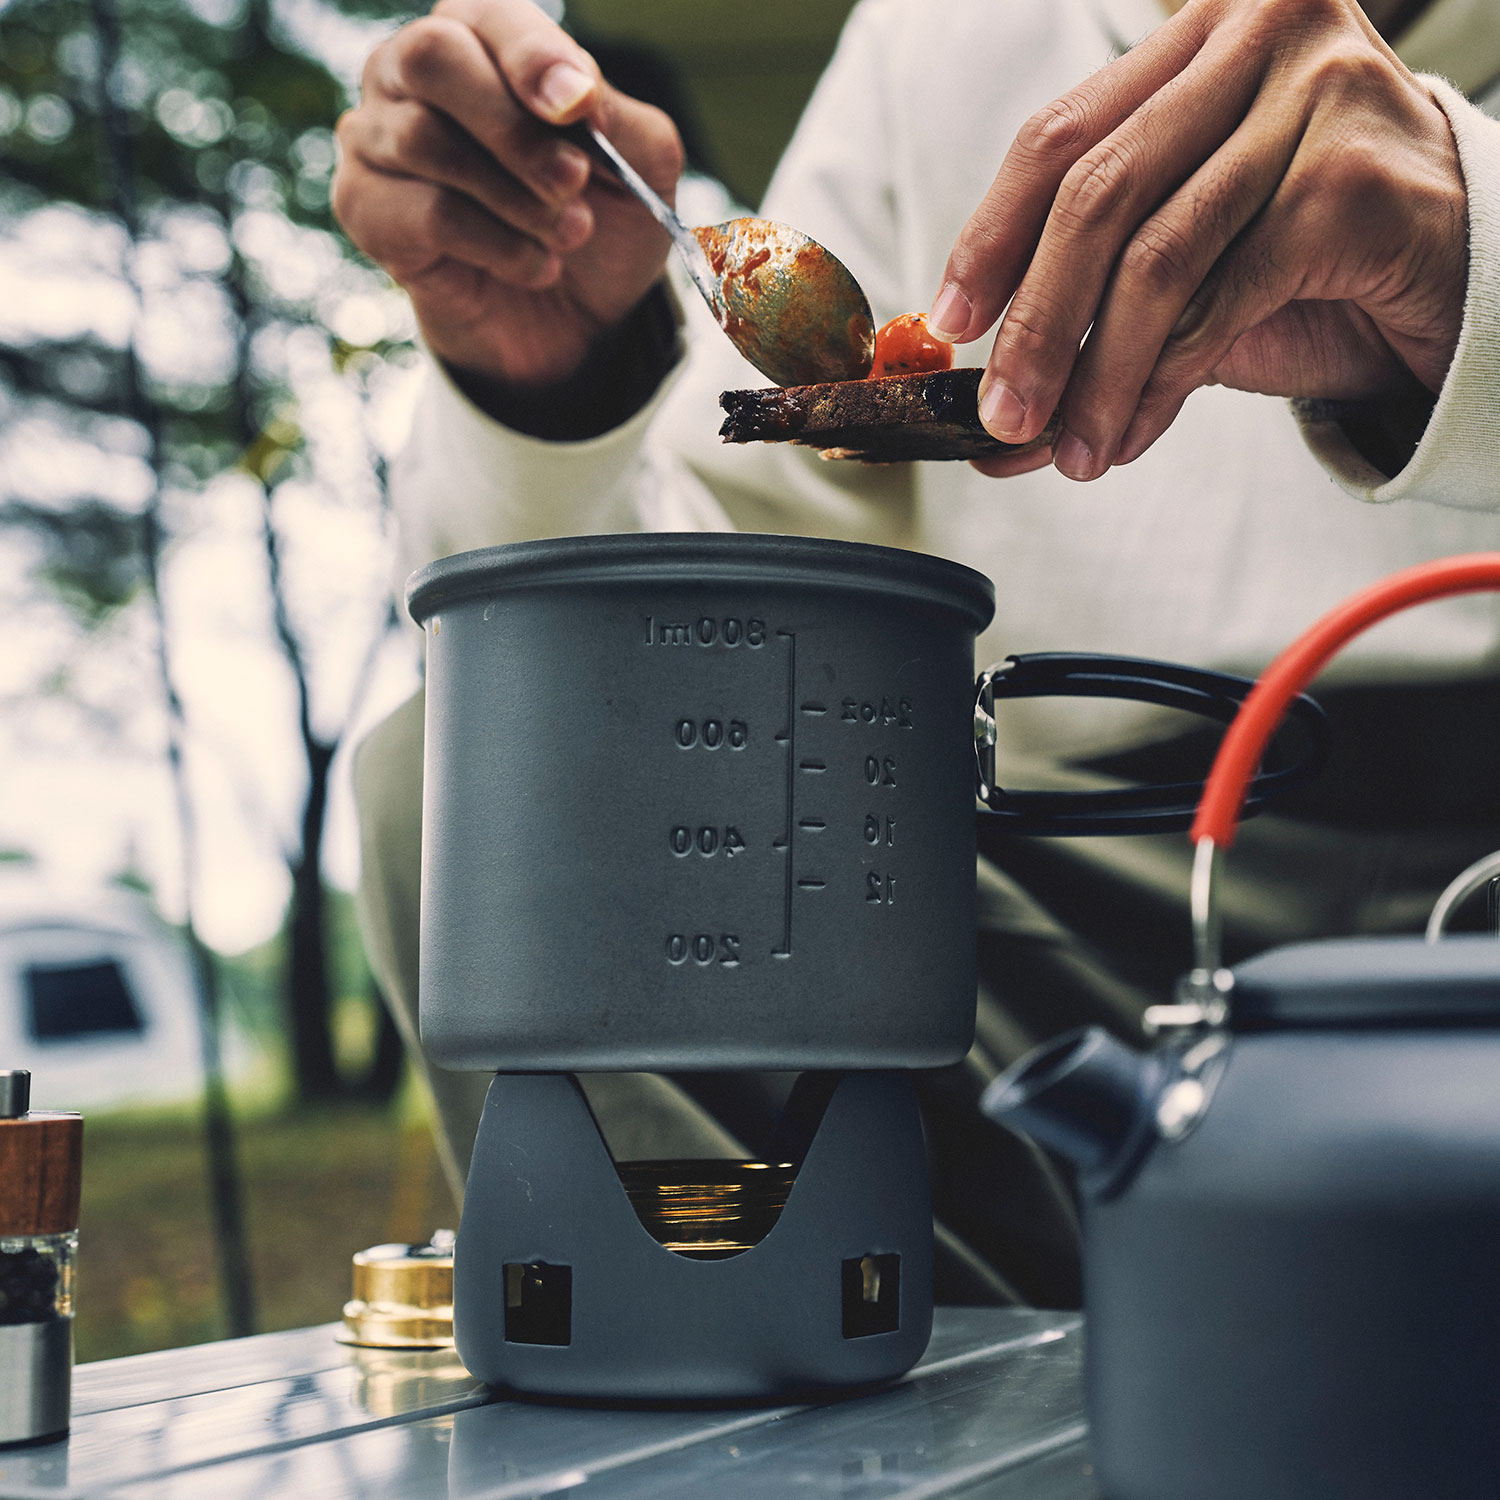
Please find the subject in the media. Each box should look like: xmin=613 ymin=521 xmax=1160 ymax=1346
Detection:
xmin=338 ymin=1231 xmax=455 ymax=1348
xmin=616 ymin=1159 xmax=797 ymax=1258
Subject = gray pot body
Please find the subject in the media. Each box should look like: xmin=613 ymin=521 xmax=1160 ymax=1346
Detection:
xmin=1085 ymin=937 xmax=1500 ymax=1500
xmin=408 ymin=534 xmax=994 ymax=1073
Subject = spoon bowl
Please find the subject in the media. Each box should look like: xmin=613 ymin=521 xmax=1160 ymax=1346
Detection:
xmin=692 ymin=218 xmax=874 ymax=387
xmin=566 ymin=122 xmax=874 ymax=387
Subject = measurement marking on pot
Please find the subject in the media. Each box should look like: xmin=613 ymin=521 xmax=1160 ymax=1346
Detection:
xmin=799 ymin=818 xmax=826 ymax=832
xmin=797 ymin=879 xmax=826 ymax=891
xmin=799 ymin=759 xmax=826 ymax=772
xmin=643 ymin=615 xmax=767 ymax=648
xmin=799 ymin=701 xmax=827 ymax=715
xmin=774 ymin=629 xmax=796 ymax=959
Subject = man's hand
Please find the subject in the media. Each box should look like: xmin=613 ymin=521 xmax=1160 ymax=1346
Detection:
xmin=332 ymin=0 xmax=683 ymax=389
xmin=929 ymin=0 xmax=1469 ymax=481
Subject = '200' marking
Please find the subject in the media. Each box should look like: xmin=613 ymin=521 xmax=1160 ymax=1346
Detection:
xmin=666 ymin=933 xmax=741 ymax=967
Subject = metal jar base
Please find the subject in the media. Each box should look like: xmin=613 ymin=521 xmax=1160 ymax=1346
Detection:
xmin=0 ymin=1319 xmax=71 ymax=1446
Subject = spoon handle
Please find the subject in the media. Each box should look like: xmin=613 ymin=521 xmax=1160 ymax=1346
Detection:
xmin=558 ymin=121 xmax=719 ymax=310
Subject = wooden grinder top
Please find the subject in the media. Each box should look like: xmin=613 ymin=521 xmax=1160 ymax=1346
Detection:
xmin=0 ymin=1071 xmax=82 ymax=1237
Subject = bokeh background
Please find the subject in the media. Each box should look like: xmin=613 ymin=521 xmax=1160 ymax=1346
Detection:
xmin=0 ymin=0 xmax=856 ymax=1360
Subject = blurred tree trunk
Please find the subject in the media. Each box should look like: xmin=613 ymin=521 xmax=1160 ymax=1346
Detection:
xmin=362 ymin=986 xmax=407 ymax=1104
xmin=288 ymin=738 xmax=340 ymax=1100
xmin=87 ymin=0 xmax=256 ymax=1335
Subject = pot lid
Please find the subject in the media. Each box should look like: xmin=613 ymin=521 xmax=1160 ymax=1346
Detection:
xmin=1230 ymin=934 xmax=1500 ymax=1031
xmin=406 ymin=532 xmax=996 ymax=630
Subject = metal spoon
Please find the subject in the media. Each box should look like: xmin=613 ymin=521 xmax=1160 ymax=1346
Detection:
xmin=564 ymin=122 xmax=874 ymax=388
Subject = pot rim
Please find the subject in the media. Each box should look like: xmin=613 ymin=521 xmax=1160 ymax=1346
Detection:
xmin=406 ymin=532 xmax=996 ymax=630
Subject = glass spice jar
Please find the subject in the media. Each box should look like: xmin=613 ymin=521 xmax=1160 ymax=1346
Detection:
xmin=0 ymin=1070 xmax=83 ymax=1447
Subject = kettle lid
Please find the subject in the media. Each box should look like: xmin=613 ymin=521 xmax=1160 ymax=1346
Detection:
xmin=1230 ymin=934 xmax=1500 ymax=1031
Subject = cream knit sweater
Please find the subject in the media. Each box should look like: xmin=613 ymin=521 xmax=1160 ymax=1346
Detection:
xmin=389 ymin=0 xmax=1500 ymax=758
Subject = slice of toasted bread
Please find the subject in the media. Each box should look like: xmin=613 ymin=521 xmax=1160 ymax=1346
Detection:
xmin=718 ymin=367 xmax=1059 ymax=463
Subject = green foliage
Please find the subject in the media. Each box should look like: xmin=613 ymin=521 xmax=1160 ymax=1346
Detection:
xmin=1 ymin=497 xmax=146 ymax=623
xmin=0 ymin=0 xmax=412 ymax=619
xmin=0 ymin=0 xmax=345 ymax=225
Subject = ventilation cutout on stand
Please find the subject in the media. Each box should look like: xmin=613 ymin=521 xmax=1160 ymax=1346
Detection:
xmin=503 ymin=1262 xmax=571 ymax=1346
xmin=842 ymin=1253 xmax=900 ymax=1338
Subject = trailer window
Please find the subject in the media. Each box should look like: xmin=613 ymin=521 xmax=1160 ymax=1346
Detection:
xmin=24 ymin=960 xmax=145 ymax=1042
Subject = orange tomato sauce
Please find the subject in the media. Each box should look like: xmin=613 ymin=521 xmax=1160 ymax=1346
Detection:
xmin=869 ymin=313 xmax=952 ymax=378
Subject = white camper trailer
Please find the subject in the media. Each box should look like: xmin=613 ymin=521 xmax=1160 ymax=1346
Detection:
xmin=0 ymin=882 xmax=212 ymax=1112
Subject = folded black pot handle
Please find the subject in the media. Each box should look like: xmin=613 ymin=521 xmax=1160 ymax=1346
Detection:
xmin=973 ymin=653 xmax=1328 ymax=836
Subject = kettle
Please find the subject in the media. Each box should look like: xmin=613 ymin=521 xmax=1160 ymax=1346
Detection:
xmin=983 ymin=554 xmax=1500 ymax=1500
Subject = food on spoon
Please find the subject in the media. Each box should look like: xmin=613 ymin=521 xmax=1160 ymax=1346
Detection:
xmin=694 ymin=219 xmax=875 ymax=386
xmin=718 ymin=366 xmax=1059 ymax=463
xmin=869 ymin=313 xmax=953 ymax=377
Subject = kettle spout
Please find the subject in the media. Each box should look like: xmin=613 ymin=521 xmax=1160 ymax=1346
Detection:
xmin=980 ymin=1026 xmax=1160 ymax=1193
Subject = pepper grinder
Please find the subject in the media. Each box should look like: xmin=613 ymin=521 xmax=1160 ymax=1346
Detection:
xmin=0 ymin=1070 xmax=82 ymax=1447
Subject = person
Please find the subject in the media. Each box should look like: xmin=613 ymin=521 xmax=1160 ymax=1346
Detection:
xmin=336 ymin=0 xmax=1500 ymax=1305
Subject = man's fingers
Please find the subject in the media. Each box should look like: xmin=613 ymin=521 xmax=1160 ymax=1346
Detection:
xmin=930 ymin=1 xmax=1216 ymax=347
xmin=338 ymin=100 xmax=593 ymax=254
xmin=592 ymin=89 xmax=685 ymax=202
xmin=975 ymin=30 xmax=1270 ymax=448
xmin=1053 ymin=99 xmax=1302 ymax=477
xmin=969 ymin=445 xmax=1055 ymax=480
xmin=1112 ymin=214 xmax=1301 ymax=465
xmin=371 ymin=14 xmax=593 ymax=212
xmin=436 ymin=0 xmax=600 ymax=124
xmin=375 ymin=2 xmax=682 ymax=225
xmin=436 ymin=0 xmax=683 ymax=201
xmin=335 ymin=166 xmax=561 ymax=289
xmin=1117 ymin=300 xmax=1407 ymax=466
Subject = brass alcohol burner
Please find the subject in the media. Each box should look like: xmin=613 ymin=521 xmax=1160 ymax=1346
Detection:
xmin=339 ymin=1233 xmax=455 ymax=1348
xmin=617 ymin=1160 xmax=798 ymax=1258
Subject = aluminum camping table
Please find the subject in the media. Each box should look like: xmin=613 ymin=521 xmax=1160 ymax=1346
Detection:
xmin=0 ymin=1308 xmax=1096 ymax=1499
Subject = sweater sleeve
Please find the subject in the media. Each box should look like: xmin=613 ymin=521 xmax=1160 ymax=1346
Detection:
xmin=386 ymin=0 xmax=919 ymax=593
xmin=388 ymin=325 xmax=693 ymax=597
xmin=1293 ymin=77 xmax=1500 ymax=509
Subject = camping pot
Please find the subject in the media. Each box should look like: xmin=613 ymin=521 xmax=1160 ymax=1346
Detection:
xmin=407 ymin=533 xmax=1318 ymax=1074
xmin=983 ymin=553 xmax=1500 ymax=1500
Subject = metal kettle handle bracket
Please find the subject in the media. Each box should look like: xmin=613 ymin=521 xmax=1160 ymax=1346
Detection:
xmin=973 ymin=653 xmax=1328 ymax=838
xmin=1156 ymin=553 xmax=1500 ymax=1030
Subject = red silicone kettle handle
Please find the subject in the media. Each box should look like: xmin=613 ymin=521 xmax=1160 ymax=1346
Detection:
xmin=1193 ymin=553 xmax=1500 ymax=848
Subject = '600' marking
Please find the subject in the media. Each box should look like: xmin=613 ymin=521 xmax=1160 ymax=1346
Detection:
xmin=676 ymin=718 xmax=748 ymax=749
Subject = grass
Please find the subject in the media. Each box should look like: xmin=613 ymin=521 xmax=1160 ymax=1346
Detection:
xmin=74 ymin=1083 xmax=456 ymax=1363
